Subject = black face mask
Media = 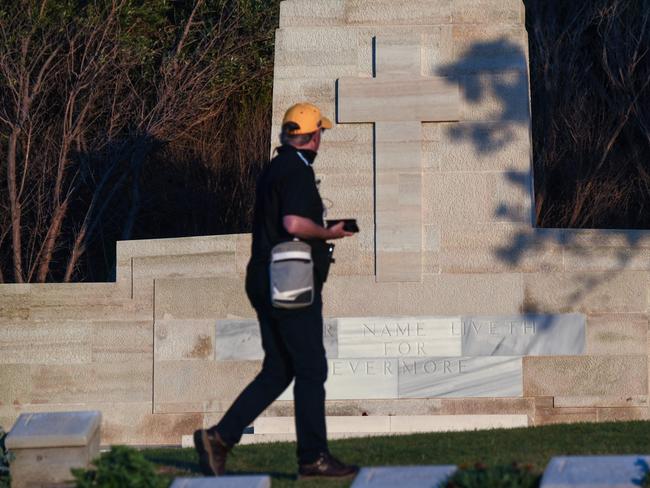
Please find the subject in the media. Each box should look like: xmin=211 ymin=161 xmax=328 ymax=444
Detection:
xmin=297 ymin=149 xmax=318 ymax=165
xmin=278 ymin=144 xmax=318 ymax=165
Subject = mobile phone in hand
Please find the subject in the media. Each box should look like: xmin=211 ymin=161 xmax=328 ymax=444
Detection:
xmin=326 ymin=219 xmax=360 ymax=233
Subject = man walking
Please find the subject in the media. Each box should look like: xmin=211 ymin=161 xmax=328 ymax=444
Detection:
xmin=194 ymin=103 xmax=359 ymax=479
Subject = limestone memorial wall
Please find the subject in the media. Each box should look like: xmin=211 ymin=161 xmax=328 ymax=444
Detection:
xmin=2 ymin=0 xmax=650 ymax=445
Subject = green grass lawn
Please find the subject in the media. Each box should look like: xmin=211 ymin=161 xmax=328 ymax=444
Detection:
xmin=143 ymin=421 xmax=650 ymax=487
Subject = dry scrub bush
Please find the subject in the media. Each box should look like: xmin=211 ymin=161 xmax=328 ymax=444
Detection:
xmin=0 ymin=0 xmax=279 ymax=282
xmin=526 ymin=0 xmax=650 ymax=228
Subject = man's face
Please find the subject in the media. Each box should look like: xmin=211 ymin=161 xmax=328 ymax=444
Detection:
xmin=312 ymin=128 xmax=322 ymax=151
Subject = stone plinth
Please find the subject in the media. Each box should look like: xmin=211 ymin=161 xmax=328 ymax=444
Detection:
xmin=6 ymin=411 xmax=101 ymax=488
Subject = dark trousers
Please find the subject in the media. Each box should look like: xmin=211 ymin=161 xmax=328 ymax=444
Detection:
xmin=211 ymin=275 xmax=328 ymax=464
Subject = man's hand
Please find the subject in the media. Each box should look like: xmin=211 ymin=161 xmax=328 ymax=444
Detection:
xmin=283 ymin=215 xmax=354 ymax=240
xmin=326 ymin=221 xmax=354 ymax=240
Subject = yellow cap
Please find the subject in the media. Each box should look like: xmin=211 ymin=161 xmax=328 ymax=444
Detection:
xmin=282 ymin=103 xmax=333 ymax=135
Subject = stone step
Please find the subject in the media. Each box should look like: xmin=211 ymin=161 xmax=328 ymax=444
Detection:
xmin=182 ymin=414 xmax=528 ymax=447
xmin=182 ymin=431 xmax=398 ymax=448
xmin=131 ymin=251 xmax=240 ymax=280
xmin=116 ymin=234 xmax=243 ymax=262
xmin=254 ymin=414 xmax=528 ymax=434
xmin=129 ymin=251 xmax=243 ymax=302
xmin=115 ymin=233 xmax=248 ymax=300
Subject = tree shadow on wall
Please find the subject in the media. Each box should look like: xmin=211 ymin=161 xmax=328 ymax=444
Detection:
xmin=435 ymin=37 xmax=647 ymax=311
xmin=437 ymin=38 xmax=531 ymax=155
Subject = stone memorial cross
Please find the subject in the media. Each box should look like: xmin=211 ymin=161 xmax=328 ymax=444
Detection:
xmin=337 ymin=35 xmax=460 ymax=282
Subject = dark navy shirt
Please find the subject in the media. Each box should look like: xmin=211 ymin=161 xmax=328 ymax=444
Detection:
xmin=247 ymin=144 xmax=329 ymax=288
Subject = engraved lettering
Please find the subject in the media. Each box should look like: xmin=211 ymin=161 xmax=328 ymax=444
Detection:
xmin=443 ymin=360 xmax=452 ymax=373
xmin=367 ymin=361 xmax=375 ymax=375
xmin=332 ymin=361 xmax=342 ymax=376
xmin=424 ymin=360 xmax=436 ymax=374
xmin=454 ymin=318 xmax=541 ymax=337
xmin=401 ymin=360 xmax=415 ymax=375
xmin=325 ymin=323 xmax=335 ymax=337
xmin=451 ymin=321 xmax=461 ymax=335
xmin=459 ymin=359 xmax=467 ymax=374
xmin=390 ymin=359 xmax=478 ymax=376
xmin=350 ymin=361 xmax=360 ymax=374
xmin=398 ymin=342 xmax=411 ymax=355
xmin=417 ymin=342 xmax=426 ymax=356
xmin=363 ymin=324 xmax=375 ymax=336
xmin=397 ymin=323 xmax=409 ymax=336
xmin=384 ymin=360 xmax=393 ymax=375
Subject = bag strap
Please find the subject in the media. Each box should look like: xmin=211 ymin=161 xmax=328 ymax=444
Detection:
xmin=272 ymin=250 xmax=312 ymax=262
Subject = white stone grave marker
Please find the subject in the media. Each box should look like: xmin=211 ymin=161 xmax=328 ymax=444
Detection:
xmin=6 ymin=411 xmax=101 ymax=488
xmin=170 ymin=476 xmax=271 ymax=488
xmin=541 ymin=455 xmax=650 ymax=487
xmin=351 ymin=465 xmax=458 ymax=488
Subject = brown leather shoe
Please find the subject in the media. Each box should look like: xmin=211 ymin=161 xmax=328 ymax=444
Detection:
xmin=193 ymin=429 xmax=230 ymax=476
xmin=298 ymin=452 xmax=359 ymax=480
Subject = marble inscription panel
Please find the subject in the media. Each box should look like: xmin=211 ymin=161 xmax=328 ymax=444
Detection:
xmin=215 ymin=315 xmax=584 ymax=360
xmin=398 ymin=357 xmax=523 ymax=398
xmin=279 ymin=356 xmax=523 ymax=400
xmin=278 ymin=358 xmax=399 ymax=401
xmin=460 ymin=314 xmax=585 ymax=356
xmin=215 ymin=318 xmax=338 ymax=360
xmin=214 ymin=315 xmax=581 ymax=398
xmin=337 ymin=316 xmax=462 ymax=358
